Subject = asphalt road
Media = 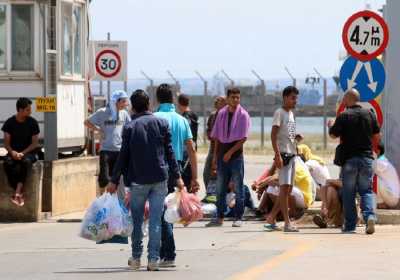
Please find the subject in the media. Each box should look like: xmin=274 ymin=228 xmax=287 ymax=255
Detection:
xmin=0 ymin=221 xmax=399 ymax=280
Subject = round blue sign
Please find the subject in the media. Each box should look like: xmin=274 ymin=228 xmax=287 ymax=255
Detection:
xmin=339 ymin=56 xmax=386 ymax=102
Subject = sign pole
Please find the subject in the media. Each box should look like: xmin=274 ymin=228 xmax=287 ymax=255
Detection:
xmin=107 ymin=32 xmax=111 ymax=102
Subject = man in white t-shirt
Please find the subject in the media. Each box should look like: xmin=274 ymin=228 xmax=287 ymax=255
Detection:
xmin=265 ymin=86 xmax=300 ymax=233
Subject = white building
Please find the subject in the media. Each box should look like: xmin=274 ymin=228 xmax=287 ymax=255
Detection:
xmin=0 ymin=0 xmax=91 ymax=157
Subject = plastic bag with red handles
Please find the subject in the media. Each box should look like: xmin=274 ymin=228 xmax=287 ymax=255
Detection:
xmin=178 ymin=188 xmax=203 ymax=226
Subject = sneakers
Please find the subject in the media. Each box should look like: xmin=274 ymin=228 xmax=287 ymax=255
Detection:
xmin=159 ymin=260 xmax=176 ymax=268
xmin=366 ymin=217 xmax=376 ymax=235
xmin=205 ymin=220 xmax=223 ymax=227
xmin=313 ymin=215 xmax=328 ymax=229
xmin=128 ymin=257 xmax=141 ymax=270
xmin=263 ymin=223 xmax=282 ymax=232
xmin=232 ymin=220 xmax=243 ymax=227
xmin=283 ymin=224 xmax=299 ymax=233
xmin=147 ymin=261 xmax=159 ymax=271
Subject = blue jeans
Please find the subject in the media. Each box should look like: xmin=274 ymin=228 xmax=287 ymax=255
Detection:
xmin=160 ymin=209 xmax=175 ymax=261
xmin=341 ymin=157 xmax=376 ymax=231
xmin=130 ymin=181 xmax=168 ymax=262
xmin=216 ymin=155 xmax=245 ymax=220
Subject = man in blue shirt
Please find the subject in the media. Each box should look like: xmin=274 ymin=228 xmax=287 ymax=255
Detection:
xmin=154 ymin=84 xmax=199 ymax=268
xmin=84 ymin=90 xmax=130 ymax=194
xmin=107 ymin=90 xmax=184 ymax=271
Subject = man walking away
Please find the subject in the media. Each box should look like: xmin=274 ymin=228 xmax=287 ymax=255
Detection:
xmin=2 ymin=98 xmax=40 ymax=206
xmin=84 ymin=90 xmax=130 ymax=195
xmin=177 ymin=94 xmax=199 ymax=190
xmin=107 ymin=90 xmax=185 ymax=271
xmin=206 ymin=87 xmax=251 ymax=228
xmin=154 ymin=84 xmax=200 ymax=268
xmin=266 ymin=86 xmax=299 ymax=232
xmin=329 ymin=89 xmax=380 ymax=234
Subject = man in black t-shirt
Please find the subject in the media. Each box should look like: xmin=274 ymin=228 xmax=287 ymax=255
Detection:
xmin=1 ymin=98 xmax=40 ymax=206
xmin=329 ymin=89 xmax=380 ymax=235
xmin=177 ymin=94 xmax=199 ymax=191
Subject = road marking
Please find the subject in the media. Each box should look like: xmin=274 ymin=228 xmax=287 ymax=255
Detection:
xmin=229 ymin=241 xmax=315 ymax=280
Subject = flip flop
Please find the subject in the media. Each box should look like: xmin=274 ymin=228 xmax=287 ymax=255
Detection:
xmin=10 ymin=195 xmax=20 ymax=206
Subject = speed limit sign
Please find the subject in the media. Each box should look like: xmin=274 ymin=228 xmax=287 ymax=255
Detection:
xmin=90 ymin=41 xmax=127 ymax=81
xmin=342 ymin=10 xmax=389 ymax=61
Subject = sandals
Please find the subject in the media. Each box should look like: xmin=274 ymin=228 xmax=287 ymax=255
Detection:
xmin=10 ymin=194 xmax=25 ymax=207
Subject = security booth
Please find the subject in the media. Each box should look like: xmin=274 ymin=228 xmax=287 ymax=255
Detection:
xmin=0 ymin=0 xmax=97 ymax=221
xmin=0 ymin=0 xmax=91 ymax=158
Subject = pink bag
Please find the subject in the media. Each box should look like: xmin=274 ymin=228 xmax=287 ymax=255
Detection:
xmin=178 ymin=189 xmax=203 ymax=226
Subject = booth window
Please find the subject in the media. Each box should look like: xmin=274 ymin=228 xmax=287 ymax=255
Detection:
xmin=62 ymin=2 xmax=83 ymax=77
xmin=11 ymin=4 xmax=34 ymax=71
xmin=73 ymin=6 xmax=82 ymax=76
xmin=0 ymin=5 xmax=6 ymax=70
xmin=62 ymin=2 xmax=72 ymax=75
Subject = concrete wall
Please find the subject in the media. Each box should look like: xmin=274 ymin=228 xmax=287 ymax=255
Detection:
xmin=45 ymin=157 xmax=98 ymax=216
xmin=0 ymin=161 xmax=43 ymax=222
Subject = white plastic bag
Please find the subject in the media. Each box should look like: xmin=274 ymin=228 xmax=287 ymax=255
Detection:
xmin=79 ymin=193 xmax=133 ymax=242
xmin=164 ymin=191 xmax=182 ymax=224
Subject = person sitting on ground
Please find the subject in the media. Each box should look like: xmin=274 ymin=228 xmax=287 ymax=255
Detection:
xmin=225 ymin=181 xmax=256 ymax=217
xmin=297 ymin=141 xmax=331 ymax=201
xmin=374 ymin=143 xmax=400 ymax=209
xmin=263 ymin=156 xmax=315 ymax=231
xmin=312 ymin=178 xmax=343 ymax=228
xmin=2 ymin=98 xmax=40 ymax=207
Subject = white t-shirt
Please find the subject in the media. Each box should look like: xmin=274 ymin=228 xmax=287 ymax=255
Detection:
xmin=373 ymin=156 xmax=400 ymax=207
xmin=272 ymin=108 xmax=297 ymax=155
xmin=305 ymin=159 xmax=331 ymax=186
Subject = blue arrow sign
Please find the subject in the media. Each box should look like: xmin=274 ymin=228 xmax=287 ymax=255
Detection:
xmin=339 ymin=56 xmax=386 ymax=102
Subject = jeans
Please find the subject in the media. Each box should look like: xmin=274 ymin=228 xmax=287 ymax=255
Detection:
xmin=3 ymin=154 xmax=37 ymax=190
xmin=341 ymin=156 xmax=376 ymax=231
xmin=160 ymin=209 xmax=176 ymax=261
xmin=160 ymin=176 xmax=177 ymax=261
xmin=130 ymin=180 xmax=168 ymax=262
xmin=216 ymin=155 xmax=245 ymax=220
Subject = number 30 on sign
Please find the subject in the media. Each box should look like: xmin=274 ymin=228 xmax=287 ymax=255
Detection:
xmin=342 ymin=10 xmax=389 ymax=61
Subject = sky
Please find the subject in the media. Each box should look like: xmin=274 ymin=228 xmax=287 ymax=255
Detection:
xmin=90 ymin=0 xmax=386 ymax=80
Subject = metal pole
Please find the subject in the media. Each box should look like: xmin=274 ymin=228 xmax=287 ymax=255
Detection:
xmin=195 ymin=71 xmax=208 ymax=144
xmin=107 ymin=32 xmax=111 ymax=102
xmin=221 ymin=69 xmax=235 ymax=87
xmin=252 ymin=70 xmax=266 ymax=148
xmin=42 ymin=3 xmax=58 ymax=161
xmin=167 ymin=70 xmax=181 ymax=95
xmin=141 ymin=70 xmax=155 ymax=109
xmin=284 ymin=66 xmax=296 ymax=88
xmin=314 ymin=68 xmax=328 ymax=150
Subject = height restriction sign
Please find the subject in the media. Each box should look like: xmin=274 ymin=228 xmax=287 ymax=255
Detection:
xmin=342 ymin=10 xmax=389 ymax=61
xmin=90 ymin=41 xmax=127 ymax=81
